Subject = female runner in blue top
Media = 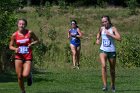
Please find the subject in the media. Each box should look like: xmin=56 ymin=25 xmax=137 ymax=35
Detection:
xmin=68 ymin=20 xmax=83 ymax=69
xmin=96 ymin=16 xmax=121 ymax=92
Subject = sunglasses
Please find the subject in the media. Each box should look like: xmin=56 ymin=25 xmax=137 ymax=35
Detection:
xmin=102 ymin=21 xmax=108 ymax=23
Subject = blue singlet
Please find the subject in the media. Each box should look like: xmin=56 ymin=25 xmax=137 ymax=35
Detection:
xmin=69 ymin=28 xmax=81 ymax=47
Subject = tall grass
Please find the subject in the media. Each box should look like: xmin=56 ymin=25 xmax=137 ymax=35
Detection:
xmin=16 ymin=6 xmax=140 ymax=69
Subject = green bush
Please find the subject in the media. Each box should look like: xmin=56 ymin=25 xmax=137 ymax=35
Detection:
xmin=33 ymin=40 xmax=47 ymax=68
xmin=0 ymin=0 xmax=19 ymax=72
xmin=64 ymin=43 xmax=71 ymax=63
xmin=117 ymin=33 xmax=140 ymax=67
xmin=47 ymin=27 xmax=57 ymax=41
xmin=58 ymin=0 xmax=68 ymax=9
xmin=35 ymin=6 xmax=44 ymax=17
xmin=46 ymin=27 xmax=61 ymax=62
xmin=96 ymin=0 xmax=107 ymax=8
xmin=45 ymin=1 xmax=52 ymax=19
xmin=127 ymin=0 xmax=138 ymax=15
xmin=32 ymin=23 xmax=47 ymax=68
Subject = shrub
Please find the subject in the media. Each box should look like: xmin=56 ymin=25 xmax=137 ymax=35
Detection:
xmin=46 ymin=27 xmax=60 ymax=62
xmin=33 ymin=40 xmax=47 ymax=68
xmin=96 ymin=0 xmax=107 ymax=8
xmin=58 ymin=0 xmax=68 ymax=9
xmin=35 ymin=6 xmax=44 ymax=17
xmin=127 ymin=0 xmax=138 ymax=15
xmin=0 ymin=0 xmax=19 ymax=72
xmin=45 ymin=1 xmax=52 ymax=19
xmin=32 ymin=24 xmax=47 ymax=69
xmin=64 ymin=43 xmax=71 ymax=63
xmin=47 ymin=27 xmax=57 ymax=41
xmin=117 ymin=33 xmax=140 ymax=67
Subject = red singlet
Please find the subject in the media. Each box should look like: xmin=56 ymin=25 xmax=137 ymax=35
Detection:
xmin=15 ymin=30 xmax=32 ymax=60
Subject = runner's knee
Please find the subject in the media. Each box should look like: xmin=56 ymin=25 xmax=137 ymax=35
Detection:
xmin=102 ymin=64 xmax=106 ymax=69
xmin=22 ymin=73 xmax=29 ymax=78
xmin=17 ymin=74 xmax=23 ymax=80
xmin=72 ymin=51 xmax=76 ymax=56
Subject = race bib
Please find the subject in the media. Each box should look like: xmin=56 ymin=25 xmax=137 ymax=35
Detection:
xmin=18 ymin=46 xmax=29 ymax=54
xmin=71 ymin=37 xmax=76 ymax=40
xmin=103 ymin=39 xmax=111 ymax=47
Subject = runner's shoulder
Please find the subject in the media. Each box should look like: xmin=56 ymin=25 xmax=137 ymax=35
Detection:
xmin=28 ymin=30 xmax=32 ymax=33
xmin=28 ymin=30 xmax=34 ymax=35
xmin=111 ymin=26 xmax=118 ymax=32
xmin=111 ymin=26 xmax=117 ymax=29
xmin=12 ymin=32 xmax=17 ymax=37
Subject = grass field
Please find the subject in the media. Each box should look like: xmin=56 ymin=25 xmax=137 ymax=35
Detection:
xmin=14 ymin=6 xmax=140 ymax=68
xmin=0 ymin=67 xmax=140 ymax=93
xmin=0 ymin=6 xmax=140 ymax=93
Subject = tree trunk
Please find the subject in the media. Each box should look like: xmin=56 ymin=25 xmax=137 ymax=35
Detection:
xmin=0 ymin=48 xmax=7 ymax=73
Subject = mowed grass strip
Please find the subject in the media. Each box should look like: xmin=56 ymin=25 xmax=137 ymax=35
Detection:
xmin=0 ymin=67 xmax=140 ymax=93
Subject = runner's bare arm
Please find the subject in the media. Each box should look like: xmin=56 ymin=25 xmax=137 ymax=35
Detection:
xmin=76 ymin=28 xmax=83 ymax=38
xmin=28 ymin=31 xmax=39 ymax=47
xmin=9 ymin=33 xmax=18 ymax=53
xmin=112 ymin=27 xmax=121 ymax=41
xmin=68 ymin=30 xmax=71 ymax=39
xmin=96 ymin=27 xmax=102 ymax=44
xmin=106 ymin=27 xmax=121 ymax=41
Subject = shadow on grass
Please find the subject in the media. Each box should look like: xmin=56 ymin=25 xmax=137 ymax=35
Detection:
xmin=0 ymin=70 xmax=55 ymax=83
xmin=117 ymin=89 xmax=140 ymax=92
xmin=33 ymin=71 xmax=55 ymax=83
xmin=117 ymin=75 xmax=130 ymax=77
xmin=0 ymin=73 xmax=17 ymax=82
xmin=38 ymin=91 xmax=72 ymax=93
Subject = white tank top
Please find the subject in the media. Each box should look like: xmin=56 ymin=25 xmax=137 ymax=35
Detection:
xmin=100 ymin=27 xmax=116 ymax=52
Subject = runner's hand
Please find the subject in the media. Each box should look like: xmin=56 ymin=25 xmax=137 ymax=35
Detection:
xmin=28 ymin=44 xmax=32 ymax=47
xmin=96 ymin=39 xmax=100 ymax=45
xmin=15 ymin=48 xmax=19 ymax=53
xmin=105 ymin=30 xmax=111 ymax=36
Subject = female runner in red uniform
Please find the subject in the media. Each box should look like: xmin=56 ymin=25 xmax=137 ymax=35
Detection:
xmin=9 ymin=18 xmax=39 ymax=93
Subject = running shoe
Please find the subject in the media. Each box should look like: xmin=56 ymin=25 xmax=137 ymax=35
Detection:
xmin=21 ymin=90 xmax=26 ymax=93
xmin=77 ymin=66 xmax=80 ymax=69
xmin=72 ymin=66 xmax=76 ymax=69
xmin=102 ymin=86 xmax=108 ymax=91
xmin=111 ymin=86 xmax=115 ymax=92
xmin=27 ymin=73 xmax=32 ymax=86
xmin=77 ymin=64 xmax=80 ymax=69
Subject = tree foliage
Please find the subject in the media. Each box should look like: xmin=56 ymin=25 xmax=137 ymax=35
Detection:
xmin=0 ymin=0 xmax=19 ymax=72
xmin=21 ymin=0 xmax=140 ymax=7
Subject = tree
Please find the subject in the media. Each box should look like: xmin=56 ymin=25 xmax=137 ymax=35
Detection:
xmin=0 ymin=0 xmax=19 ymax=72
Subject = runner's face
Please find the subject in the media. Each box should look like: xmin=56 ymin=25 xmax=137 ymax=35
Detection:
xmin=102 ymin=17 xmax=109 ymax=28
xmin=18 ymin=20 xmax=26 ymax=31
xmin=71 ymin=23 xmax=76 ymax=28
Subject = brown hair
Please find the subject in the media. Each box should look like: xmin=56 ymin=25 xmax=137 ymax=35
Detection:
xmin=17 ymin=18 xmax=27 ymax=26
xmin=102 ymin=15 xmax=112 ymax=26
